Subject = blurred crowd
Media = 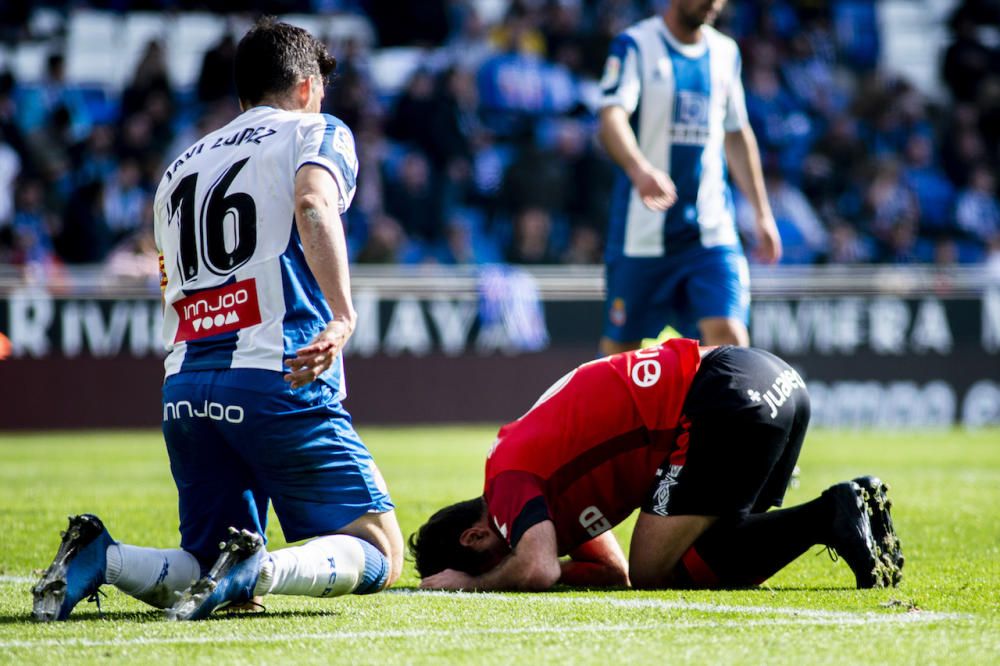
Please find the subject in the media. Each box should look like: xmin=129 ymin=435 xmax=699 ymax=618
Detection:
xmin=1 ymin=0 xmax=999 ymax=280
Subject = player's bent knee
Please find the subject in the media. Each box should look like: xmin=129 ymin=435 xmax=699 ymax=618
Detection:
xmin=337 ymin=510 xmax=405 ymax=589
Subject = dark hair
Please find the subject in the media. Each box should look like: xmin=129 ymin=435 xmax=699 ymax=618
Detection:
xmin=408 ymin=497 xmax=492 ymax=578
xmin=234 ymin=16 xmax=336 ymax=106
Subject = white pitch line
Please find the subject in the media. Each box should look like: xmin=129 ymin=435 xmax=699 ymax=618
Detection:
xmin=391 ymin=590 xmax=969 ymax=622
xmin=0 ymin=576 xmax=34 ymax=584
xmin=0 ymin=615 xmax=967 ymax=651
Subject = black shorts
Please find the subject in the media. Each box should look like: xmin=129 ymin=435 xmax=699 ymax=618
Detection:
xmin=643 ymin=346 xmax=810 ymax=518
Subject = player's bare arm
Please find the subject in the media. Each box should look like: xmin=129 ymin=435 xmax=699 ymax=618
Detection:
xmin=598 ymin=105 xmax=677 ymax=211
xmin=559 ymin=531 xmax=630 ymax=588
xmin=725 ymin=126 xmax=782 ymax=264
xmin=420 ymin=521 xmax=562 ymax=592
xmin=286 ymin=163 xmax=357 ymax=388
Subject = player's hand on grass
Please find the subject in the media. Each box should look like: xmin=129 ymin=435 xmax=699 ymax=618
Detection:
xmin=753 ymin=214 xmax=782 ymax=264
xmin=419 ymin=568 xmax=477 ymax=590
xmin=284 ymin=316 xmax=354 ymax=388
xmin=628 ymin=163 xmax=677 ymax=211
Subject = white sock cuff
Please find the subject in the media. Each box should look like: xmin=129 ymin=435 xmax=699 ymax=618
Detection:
xmin=105 ymin=543 xmax=124 ymax=585
xmin=253 ymin=555 xmax=276 ymax=597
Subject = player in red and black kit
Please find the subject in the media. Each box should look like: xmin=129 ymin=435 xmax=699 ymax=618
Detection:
xmin=409 ymin=340 xmax=903 ymax=591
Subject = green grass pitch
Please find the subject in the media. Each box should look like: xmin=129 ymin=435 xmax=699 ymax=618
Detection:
xmin=1 ymin=427 xmax=998 ymax=664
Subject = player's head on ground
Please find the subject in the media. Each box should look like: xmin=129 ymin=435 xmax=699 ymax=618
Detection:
xmin=235 ymin=16 xmax=336 ymax=113
xmin=669 ymin=0 xmax=728 ymax=30
xmin=408 ymin=497 xmax=509 ymax=578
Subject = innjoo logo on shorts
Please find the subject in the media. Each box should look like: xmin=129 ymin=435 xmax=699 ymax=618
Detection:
xmin=173 ymin=278 xmax=262 ymax=343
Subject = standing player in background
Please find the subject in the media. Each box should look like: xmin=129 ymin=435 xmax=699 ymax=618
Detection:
xmin=598 ymin=0 xmax=781 ymax=354
xmin=32 ymin=17 xmax=403 ymax=622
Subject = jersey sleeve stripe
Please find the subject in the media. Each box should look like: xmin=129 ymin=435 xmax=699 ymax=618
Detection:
xmin=318 ymin=118 xmax=358 ymax=193
xmin=510 ymin=495 xmax=551 ymax=548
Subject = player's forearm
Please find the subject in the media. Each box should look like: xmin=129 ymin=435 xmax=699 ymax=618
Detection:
xmin=599 ymin=106 xmax=651 ymax=181
xmin=296 ymin=194 xmax=356 ymax=328
xmin=725 ymin=127 xmax=772 ymax=221
xmin=472 ymin=553 xmax=562 ymax=591
xmin=559 ymin=560 xmax=630 ymax=588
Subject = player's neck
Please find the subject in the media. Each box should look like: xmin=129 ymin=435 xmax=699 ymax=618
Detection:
xmin=662 ymin=11 xmax=703 ymax=45
xmin=246 ymin=102 xmax=305 ymax=113
xmin=243 ymin=95 xmax=308 ymax=114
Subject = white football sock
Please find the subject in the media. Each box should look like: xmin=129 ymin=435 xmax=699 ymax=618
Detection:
xmin=254 ymin=535 xmax=368 ymax=598
xmin=105 ymin=544 xmax=200 ymax=609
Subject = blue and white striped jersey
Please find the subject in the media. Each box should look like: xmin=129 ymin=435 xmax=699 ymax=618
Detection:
xmin=154 ymin=106 xmax=358 ymax=395
xmin=599 ymin=17 xmax=747 ymax=258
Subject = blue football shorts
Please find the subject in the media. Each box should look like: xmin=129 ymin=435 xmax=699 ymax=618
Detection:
xmin=162 ymin=368 xmax=394 ymax=565
xmin=603 ymin=245 xmax=750 ymax=343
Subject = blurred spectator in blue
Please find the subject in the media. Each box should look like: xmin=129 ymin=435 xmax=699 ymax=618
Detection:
xmin=196 ymin=32 xmax=237 ymax=106
xmin=577 ymin=2 xmax=635 ymax=79
xmin=56 ymin=180 xmax=112 ymax=264
xmin=500 ymin=131 xmax=570 ymax=219
xmin=324 ymin=35 xmax=376 ymax=131
xmin=427 ymin=67 xmax=482 ymax=169
xmin=441 ymin=215 xmax=475 ymax=265
xmin=541 ymin=1 xmax=588 ymax=77
xmin=11 ymin=178 xmax=58 ymax=268
xmin=355 ymin=213 xmax=407 ymax=264
xmin=738 ymin=167 xmax=828 ymax=265
xmin=350 ymin=117 xmax=389 ymax=221
xmin=865 ymin=159 xmax=920 ymax=252
xmin=387 ymin=69 xmax=437 ymax=150
xmin=14 ymin=53 xmax=91 ymax=141
xmin=562 ymin=226 xmax=602 ymax=265
xmin=901 ymin=134 xmax=955 ymax=237
xmin=853 ymin=75 xmax=932 ymax=159
xmin=478 ymin=3 xmax=576 ymax=136
xmin=827 ymin=221 xmax=876 ymax=264
xmin=26 ymin=103 xmax=74 ymax=183
xmin=954 ymin=163 xmax=1000 ymax=253
xmin=802 ymin=115 xmax=865 ymax=207
xmin=72 ymin=124 xmax=117 ymax=186
xmin=942 ymin=6 xmax=999 ymax=103
xmin=384 ymin=150 xmax=443 ymax=244
xmin=759 ymin=0 xmax=802 ymax=41
xmin=443 ymin=6 xmax=495 ymax=72
xmin=116 ymin=112 xmax=158 ymax=166
xmin=103 ymin=158 xmax=147 ymax=241
xmin=941 ymin=104 xmax=988 ymax=186
xmin=781 ymin=33 xmax=844 ymax=118
xmin=882 ymin=219 xmax=923 ymax=264
xmin=744 ymin=53 xmax=813 ymax=179
xmin=122 ymin=41 xmax=173 ymax=119
xmin=832 ymin=0 xmax=880 ymax=71
xmin=506 ymin=207 xmax=558 ymax=264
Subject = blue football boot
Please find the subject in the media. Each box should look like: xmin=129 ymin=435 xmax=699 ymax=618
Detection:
xmin=32 ymin=514 xmax=116 ymax=621
xmin=166 ymin=528 xmax=264 ymax=621
xmin=853 ymin=476 xmax=904 ymax=586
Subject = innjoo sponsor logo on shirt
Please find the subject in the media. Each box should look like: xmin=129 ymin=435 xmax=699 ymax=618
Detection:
xmin=172 ymin=278 xmax=262 ymax=343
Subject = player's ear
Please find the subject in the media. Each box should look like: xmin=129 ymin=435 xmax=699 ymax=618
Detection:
xmin=295 ymin=76 xmax=312 ymax=107
xmin=458 ymin=525 xmax=493 ymax=549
